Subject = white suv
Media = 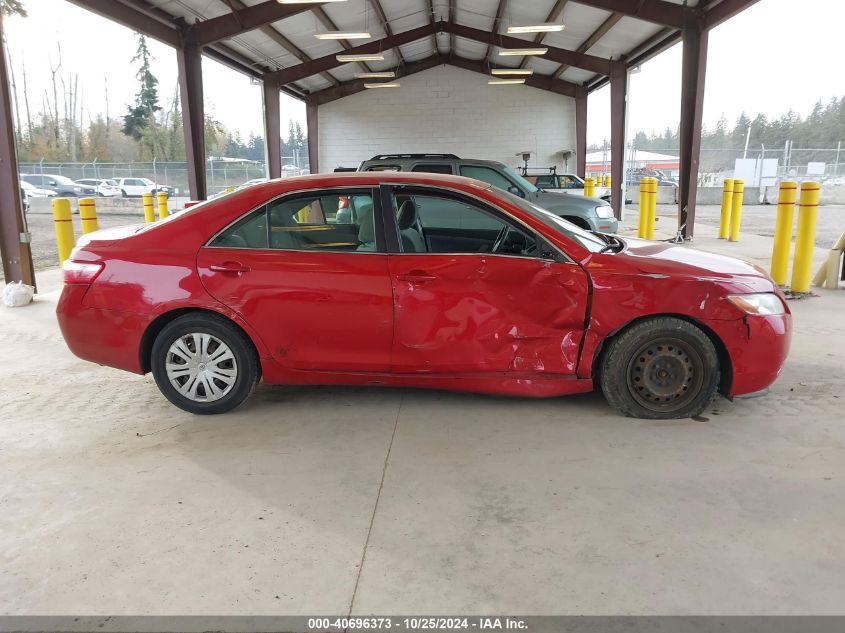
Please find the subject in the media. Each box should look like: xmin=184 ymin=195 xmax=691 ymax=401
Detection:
xmin=113 ymin=177 xmax=176 ymax=198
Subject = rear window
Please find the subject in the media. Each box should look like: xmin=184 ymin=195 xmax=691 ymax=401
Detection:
xmin=411 ymin=164 xmax=453 ymax=174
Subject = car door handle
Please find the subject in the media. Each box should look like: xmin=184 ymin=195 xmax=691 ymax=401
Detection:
xmin=396 ymin=271 xmax=437 ymax=283
xmin=209 ymin=261 xmax=250 ymax=274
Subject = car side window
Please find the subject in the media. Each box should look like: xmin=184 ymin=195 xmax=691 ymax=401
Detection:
xmin=411 ymin=164 xmax=453 ymax=174
xmin=534 ymin=175 xmax=556 ymax=188
xmin=210 ymin=208 xmax=269 ymax=249
xmin=559 ymin=175 xmax=578 ymax=189
xmin=390 ymin=192 xmax=537 ymax=256
xmin=459 ymin=165 xmax=514 ymax=192
xmin=268 ymin=190 xmax=377 ymax=252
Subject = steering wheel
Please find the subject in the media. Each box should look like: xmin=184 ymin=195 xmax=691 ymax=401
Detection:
xmin=491 ymin=225 xmax=511 ymax=254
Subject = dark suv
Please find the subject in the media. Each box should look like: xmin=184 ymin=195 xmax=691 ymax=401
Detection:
xmin=358 ymin=154 xmax=617 ymax=233
xmin=20 ymin=174 xmax=96 ymax=197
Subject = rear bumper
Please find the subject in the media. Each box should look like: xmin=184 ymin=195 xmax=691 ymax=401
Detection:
xmin=593 ymin=216 xmax=618 ymax=234
xmin=704 ymin=313 xmax=792 ymax=397
xmin=57 ymin=284 xmax=148 ymax=374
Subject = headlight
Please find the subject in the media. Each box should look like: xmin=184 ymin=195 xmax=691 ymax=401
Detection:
xmin=726 ymin=293 xmax=785 ymax=316
xmin=594 ymin=204 xmax=614 ymax=219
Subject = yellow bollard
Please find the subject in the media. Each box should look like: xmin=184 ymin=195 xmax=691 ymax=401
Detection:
xmin=604 ymin=174 xmax=611 ymax=188
xmin=584 ymin=177 xmax=596 ymax=197
xmin=645 ymin=177 xmax=658 ymax=240
xmin=156 ymin=191 xmax=169 ymax=219
xmin=52 ymin=198 xmax=75 ymax=265
xmin=637 ymin=179 xmax=649 ymax=238
xmin=728 ymin=179 xmax=744 ymax=242
xmin=769 ymin=181 xmax=798 ymax=285
xmin=790 ymin=181 xmax=820 ymax=293
xmin=142 ymin=192 xmax=155 ymax=223
xmin=78 ymin=197 xmax=99 ymax=234
xmin=718 ymin=178 xmax=734 ymax=239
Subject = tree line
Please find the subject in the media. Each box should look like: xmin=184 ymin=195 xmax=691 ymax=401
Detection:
xmin=3 ymin=22 xmax=307 ymax=165
xmin=594 ymin=96 xmax=845 ymax=171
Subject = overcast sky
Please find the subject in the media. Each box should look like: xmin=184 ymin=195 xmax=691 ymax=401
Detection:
xmin=4 ymin=0 xmax=845 ymax=146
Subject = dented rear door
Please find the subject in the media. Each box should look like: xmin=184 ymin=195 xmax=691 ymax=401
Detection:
xmin=388 ymin=254 xmax=589 ymax=374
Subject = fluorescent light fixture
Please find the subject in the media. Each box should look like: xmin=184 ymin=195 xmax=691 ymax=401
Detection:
xmin=355 ymin=71 xmax=396 ymax=79
xmin=497 ymin=48 xmax=548 ymax=56
xmin=365 ymin=82 xmax=400 ymax=89
xmin=315 ymin=32 xmax=371 ymax=40
xmin=337 ymin=53 xmax=385 ymax=62
xmin=488 ymin=78 xmax=526 ymax=85
xmin=507 ymin=23 xmax=565 ymax=34
xmin=490 ymin=68 xmax=534 ymax=76
xmin=278 ymin=0 xmax=346 ymax=4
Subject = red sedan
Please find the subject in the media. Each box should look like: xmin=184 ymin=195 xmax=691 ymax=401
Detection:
xmin=57 ymin=173 xmax=791 ymax=419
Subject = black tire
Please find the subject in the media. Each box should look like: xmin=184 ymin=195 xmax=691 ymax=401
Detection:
xmin=599 ymin=317 xmax=720 ymax=419
xmin=151 ymin=313 xmax=260 ymax=415
xmin=121 ymin=190 xmax=128 ymax=198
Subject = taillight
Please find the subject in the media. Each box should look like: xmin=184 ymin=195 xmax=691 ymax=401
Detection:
xmin=63 ymin=260 xmax=104 ymax=285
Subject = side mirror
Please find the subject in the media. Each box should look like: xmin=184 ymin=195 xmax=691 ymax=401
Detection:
xmin=508 ymin=186 xmax=525 ymax=198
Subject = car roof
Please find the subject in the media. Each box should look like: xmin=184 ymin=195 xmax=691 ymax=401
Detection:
xmin=360 ymin=156 xmax=504 ymax=169
xmin=262 ymin=171 xmax=493 ymax=192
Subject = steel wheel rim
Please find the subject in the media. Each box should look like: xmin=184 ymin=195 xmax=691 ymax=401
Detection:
xmin=165 ymin=333 xmax=238 ymax=403
xmin=626 ymin=337 xmax=705 ymax=412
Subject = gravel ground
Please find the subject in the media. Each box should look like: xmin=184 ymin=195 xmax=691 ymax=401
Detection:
xmin=654 ymin=203 xmax=845 ymax=249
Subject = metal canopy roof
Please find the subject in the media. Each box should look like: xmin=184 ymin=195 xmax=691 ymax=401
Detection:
xmin=68 ymin=0 xmax=758 ymax=104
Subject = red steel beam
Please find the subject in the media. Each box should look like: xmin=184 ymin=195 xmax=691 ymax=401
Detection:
xmin=575 ymin=86 xmax=588 ymax=179
xmin=609 ymin=61 xmax=627 ymax=219
xmin=703 ymin=0 xmax=761 ymax=29
xmin=264 ymin=22 xmax=441 ymax=86
xmin=677 ymin=14 xmax=709 ymax=239
xmin=193 ymin=1 xmax=326 ymax=46
xmin=571 ymin=0 xmax=687 ymax=28
xmin=263 ymin=79 xmax=282 ymax=180
xmin=306 ymin=103 xmax=319 ymax=174
xmin=445 ymin=22 xmax=611 ymax=76
xmin=0 ymin=15 xmax=35 ymax=286
xmin=177 ymin=33 xmax=208 ymax=200
xmin=66 ymin=0 xmax=179 ymax=46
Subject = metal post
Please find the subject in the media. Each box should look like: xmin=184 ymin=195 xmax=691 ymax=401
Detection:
xmin=678 ymin=12 xmax=708 ymax=239
xmin=0 ymin=14 xmax=35 ymax=286
xmin=306 ymin=100 xmax=319 ymax=174
xmin=263 ymin=78 xmax=282 ymax=179
xmin=609 ymin=61 xmax=627 ymax=219
xmin=575 ymin=86 xmax=587 ymax=179
xmin=177 ymin=30 xmax=207 ymax=200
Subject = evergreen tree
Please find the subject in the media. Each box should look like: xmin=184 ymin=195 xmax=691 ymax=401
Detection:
xmin=123 ymin=35 xmax=160 ymax=142
xmin=0 ymin=0 xmax=26 ymax=16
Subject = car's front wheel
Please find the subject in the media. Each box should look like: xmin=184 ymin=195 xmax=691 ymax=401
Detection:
xmin=599 ymin=317 xmax=720 ymax=419
xmin=151 ymin=313 xmax=260 ymax=414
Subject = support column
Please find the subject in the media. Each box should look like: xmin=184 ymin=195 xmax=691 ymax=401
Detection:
xmin=306 ymin=101 xmax=319 ymax=174
xmin=177 ymin=31 xmax=207 ymax=200
xmin=262 ymin=78 xmax=281 ymax=179
xmin=0 ymin=15 xmax=35 ymax=286
xmin=678 ymin=13 xmax=708 ymax=239
xmin=575 ymin=86 xmax=587 ymax=179
xmin=609 ymin=61 xmax=628 ymax=219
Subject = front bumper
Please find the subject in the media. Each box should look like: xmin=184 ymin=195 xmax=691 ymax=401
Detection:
xmin=704 ymin=313 xmax=792 ymax=397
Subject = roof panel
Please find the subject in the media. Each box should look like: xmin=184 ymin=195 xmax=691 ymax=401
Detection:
xmin=591 ymin=16 xmax=666 ymax=59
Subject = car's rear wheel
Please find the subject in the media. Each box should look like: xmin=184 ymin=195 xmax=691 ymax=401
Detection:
xmin=121 ymin=190 xmax=128 ymax=198
xmin=151 ymin=313 xmax=260 ymax=414
xmin=599 ymin=317 xmax=720 ymax=419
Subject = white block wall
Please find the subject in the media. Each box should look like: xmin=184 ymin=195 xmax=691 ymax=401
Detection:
xmin=317 ymin=64 xmax=576 ymax=173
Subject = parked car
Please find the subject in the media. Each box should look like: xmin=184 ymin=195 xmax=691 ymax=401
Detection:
xmin=20 ymin=179 xmax=58 ymax=199
xmin=20 ymin=174 xmax=96 ymax=197
xmin=75 ymin=178 xmax=122 ymax=197
xmin=57 ymin=172 xmax=791 ymax=420
xmin=359 ymin=154 xmax=617 ymax=233
xmin=627 ymin=168 xmax=677 ymax=188
xmin=112 ymin=177 xmax=176 ymax=198
xmin=523 ymin=171 xmax=612 ymax=201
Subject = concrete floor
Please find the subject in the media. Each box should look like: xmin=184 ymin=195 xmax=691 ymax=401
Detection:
xmin=1 ymin=219 xmax=844 ymax=615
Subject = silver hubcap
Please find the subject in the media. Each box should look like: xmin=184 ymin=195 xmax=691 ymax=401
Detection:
xmin=165 ymin=333 xmax=237 ymax=403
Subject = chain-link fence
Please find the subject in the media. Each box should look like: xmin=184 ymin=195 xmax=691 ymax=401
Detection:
xmin=18 ymin=159 xmax=308 ymax=194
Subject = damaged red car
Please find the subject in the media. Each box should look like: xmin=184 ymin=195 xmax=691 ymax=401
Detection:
xmin=57 ymin=172 xmax=791 ymax=419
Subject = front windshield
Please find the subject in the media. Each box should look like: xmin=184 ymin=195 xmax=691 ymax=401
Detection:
xmin=501 ymin=166 xmax=538 ymax=194
xmin=496 ymin=188 xmax=607 ymax=253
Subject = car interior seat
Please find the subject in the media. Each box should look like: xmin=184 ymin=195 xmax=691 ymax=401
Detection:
xmin=356 ymin=201 xmax=376 ymax=251
xmin=269 ymin=202 xmax=302 ymax=250
xmin=397 ymin=199 xmax=426 ymax=253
